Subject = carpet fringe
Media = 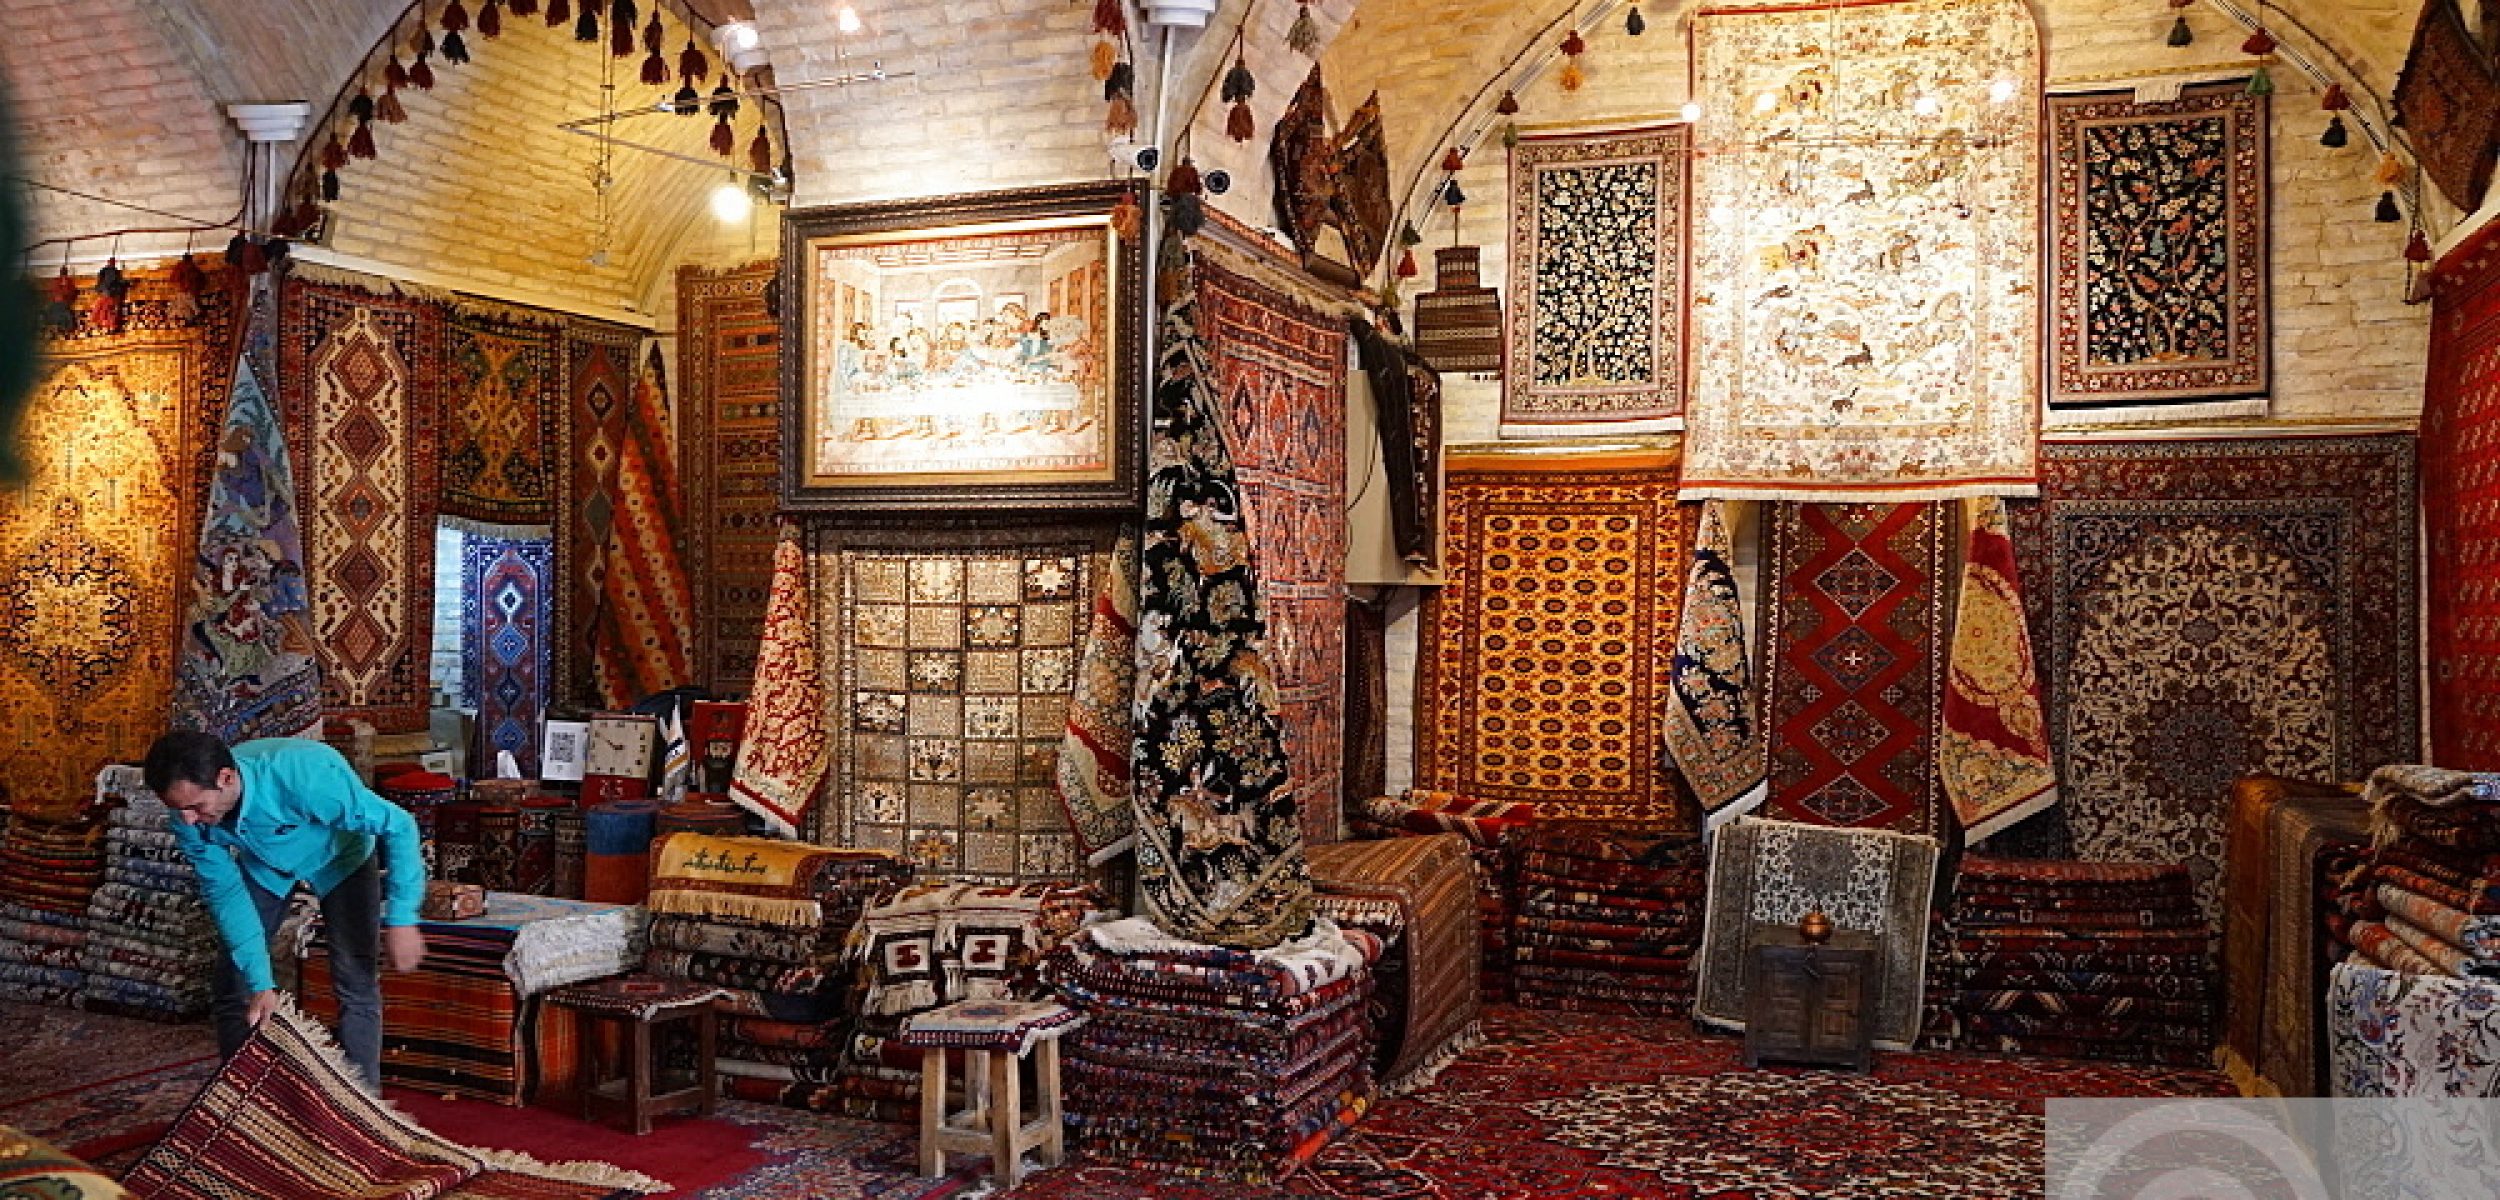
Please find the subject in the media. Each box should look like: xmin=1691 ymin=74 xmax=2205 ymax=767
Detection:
xmin=1378 ymin=1020 xmax=1484 ymax=1097
xmin=469 ymin=1147 xmax=670 ymax=1194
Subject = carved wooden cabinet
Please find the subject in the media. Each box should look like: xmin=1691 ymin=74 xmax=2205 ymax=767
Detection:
xmin=1744 ymin=926 xmax=1877 ymax=1072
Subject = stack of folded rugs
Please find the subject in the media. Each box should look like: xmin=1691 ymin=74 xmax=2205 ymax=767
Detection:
xmin=79 ymin=766 xmax=219 ymax=1020
xmin=1510 ymin=823 xmax=1707 ymax=1017
xmin=832 ymin=879 xmax=1110 ymax=1122
xmin=2349 ymin=766 xmax=2500 ymax=981
xmin=0 ymin=798 xmax=106 ymax=1010
xmin=1352 ymin=790 xmax=1536 ymax=1001
xmin=302 ymin=891 xmax=645 ymax=1104
xmin=637 ymin=832 xmax=912 ymax=1111
xmin=1043 ymin=916 xmax=1380 ymax=1183
xmin=1940 ymin=855 xmax=2215 ymax=1067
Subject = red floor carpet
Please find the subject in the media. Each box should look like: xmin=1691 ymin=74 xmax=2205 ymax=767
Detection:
xmin=2 ymin=1001 xmax=2231 ymax=1198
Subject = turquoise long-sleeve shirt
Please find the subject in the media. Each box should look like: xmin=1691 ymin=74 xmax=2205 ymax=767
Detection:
xmin=169 ymin=738 xmax=427 ymax=995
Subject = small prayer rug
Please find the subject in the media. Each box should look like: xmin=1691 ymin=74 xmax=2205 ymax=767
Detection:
xmin=1665 ymin=501 xmax=1764 ymax=828
xmin=1501 ymin=124 xmax=1689 ymax=435
xmin=2010 ymin=435 xmax=2419 ymax=926
xmin=2044 ymin=83 xmax=2268 ymax=420
xmin=463 ymin=535 xmax=552 ymax=778
xmin=1132 ymin=257 xmax=1313 ymax=949
xmin=1762 ymin=502 xmax=1951 ymax=837
xmin=1417 ymin=450 xmax=1695 ymax=827
xmin=1684 ymin=0 xmax=2040 ymax=500
xmin=1199 ymin=252 xmax=1349 ymax=845
xmin=1695 ymin=817 xmax=1940 ymax=1048
xmin=2425 ymin=223 xmax=2500 ymax=769
xmin=440 ymin=306 xmax=563 ymax=526
xmin=280 ymin=271 xmax=444 ymax=733
xmin=815 ymin=524 xmax=1102 ymax=881
xmin=1939 ymin=498 xmax=2057 ymax=841
xmin=678 ymin=262 xmax=783 ymax=697
xmin=728 ymin=523 xmax=827 ymax=838
xmin=6 ymin=265 xmax=230 ymax=818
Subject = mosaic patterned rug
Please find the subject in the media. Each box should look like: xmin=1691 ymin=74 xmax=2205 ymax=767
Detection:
xmin=1199 ymin=254 xmax=1348 ymax=845
xmin=2425 ymin=225 xmax=2500 ymax=769
xmin=440 ymin=306 xmax=563 ymax=527
xmin=1762 ymin=502 xmax=1951 ymax=837
xmin=281 ymin=271 xmax=445 ymax=733
xmin=5 ymin=266 xmax=231 ymax=817
xmin=1684 ymin=0 xmax=2039 ymax=500
xmin=2009 ymin=435 xmax=2420 ymax=925
xmin=679 ymin=262 xmax=783 ymax=698
xmin=555 ymin=319 xmax=645 ymax=710
xmin=815 ymin=525 xmax=1101 ymax=881
xmin=588 ymin=342 xmax=697 ymax=708
xmin=463 ymin=534 xmax=553 ymax=778
xmin=2044 ymin=83 xmax=2268 ymax=420
xmin=1501 ymin=124 xmax=1688 ymax=434
xmin=1417 ymin=451 xmax=1695 ymax=827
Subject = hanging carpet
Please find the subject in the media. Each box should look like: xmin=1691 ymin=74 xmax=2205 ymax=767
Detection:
xmin=678 ymin=262 xmax=783 ymax=697
xmin=2425 ymin=223 xmax=2500 ymax=770
xmin=587 ymin=343 xmax=697 ymax=709
xmin=1939 ymin=497 xmax=2057 ymax=842
xmin=554 ymin=320 xmax=644 ymax=709
xmin=727 ymin=522 xmax=829 ymax=838
xmin=1664 ymin=500 xmax=1764 ymax=829
xmin=463 ymin=535 xmax=552 ymax=779
xmin=439 ymin=306 xmax=563 ymax=528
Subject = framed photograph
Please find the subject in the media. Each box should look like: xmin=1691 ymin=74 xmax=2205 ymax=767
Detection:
xmin=780 ymin=180 xmax=1148 ymax=513
xmin=540 ymin=719 xmax=589 ymax=782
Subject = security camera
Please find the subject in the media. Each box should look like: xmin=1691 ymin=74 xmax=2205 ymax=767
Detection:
xmin=1203 ymin=169 xmax=1231 ymax=195
xmin=1109 ymin=140 xmax=1161 ymax=174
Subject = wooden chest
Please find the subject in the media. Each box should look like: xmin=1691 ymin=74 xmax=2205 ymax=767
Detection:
xmin=1743 ymin=926 xmax=1878 ymax=1072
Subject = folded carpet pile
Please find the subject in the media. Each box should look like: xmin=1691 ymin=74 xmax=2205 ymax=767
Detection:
xmin=2354 ymin=767 xmax=2500 ymax=982
xmin=1940 ymin=855 xmax=2215 ymax=1067
xmin=1507 ymin=823 xmax=1706 ymax=1019
xmin=0 ymin=796 xmax=105 ymax=1010
xmin=1041 ymin=916 xmax=1379 ymax=1183
xmin=77 ymin=767 xmax=218 ymax=1021
xmin=1308 ymin=833 xmax=1483 ymax=1094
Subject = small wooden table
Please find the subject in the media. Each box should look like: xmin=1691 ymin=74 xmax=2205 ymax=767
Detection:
xmin=900 ymin=999 xmax=1088 ymax=1188
xmin=1744 ymin=926 xmax=1878 ymax=1072
xmin=549 ymin=975 xmax=723 ymax=1135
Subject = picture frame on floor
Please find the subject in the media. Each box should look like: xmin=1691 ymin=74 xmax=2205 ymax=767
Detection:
xmin=779 ymin=180 xmax=1149 ymax=514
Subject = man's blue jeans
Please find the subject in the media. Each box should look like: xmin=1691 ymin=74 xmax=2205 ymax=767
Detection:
xmin=210 ymin=852 xmax=383 ymax=1090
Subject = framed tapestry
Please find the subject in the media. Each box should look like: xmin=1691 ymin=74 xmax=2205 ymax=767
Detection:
xmin=2397 ymin=0 xmax=2500 ymax=214
xmin=2046 ymin=82 xmax=2269 ymax=420
xmin=780 ymin=181 xmax=1148 ymax=513
xmin=1502 ymin=123 xmax=1689 ymax=436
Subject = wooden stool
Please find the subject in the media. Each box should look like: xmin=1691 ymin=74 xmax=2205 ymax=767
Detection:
xmin=549 ymin=975 xmax=724 ymax=1135
xmin=899 ymin=999 xmax=1088 ymax=1187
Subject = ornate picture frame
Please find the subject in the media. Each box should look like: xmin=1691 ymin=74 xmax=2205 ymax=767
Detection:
xmin=779 ymin=180 xmax=1148 ymax=513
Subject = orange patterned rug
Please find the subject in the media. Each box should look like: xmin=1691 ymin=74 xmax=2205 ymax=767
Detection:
xmin=678 ymin=262 xmax=783 ymax=697
xmin=1417 ymin=451 xmax=1696 ymax=827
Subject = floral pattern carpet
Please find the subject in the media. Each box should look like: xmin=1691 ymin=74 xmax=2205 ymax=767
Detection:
xmin=2 ymin=1000 xmax=2230 ymax=1197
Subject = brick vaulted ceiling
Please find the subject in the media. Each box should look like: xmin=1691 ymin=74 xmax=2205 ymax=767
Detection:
xmin=0 ymin=0 xmax=2436 ymax=309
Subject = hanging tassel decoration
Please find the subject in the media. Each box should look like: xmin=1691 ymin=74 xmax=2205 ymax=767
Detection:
xmin=322 ymin=168 xmax=341 ymax=201
xmin=2321 ymin=83 xmax=2350 ymax=112
xmin=1105 ymin=60 xmax=1137 ymax=136
xmin=90 ymin=259 xmax=128 ymax=333
xmin=509 ymin=0 xmax=535 ymax=15
xmin=545 ymin=0 xmax=567 ymax=25
xmin=709 ymin=74 xmax=740 ymax=118
xmin=1092 ymin=0 xmax=1125 ymax=36
xmin=1559 ymin=30 xmax=1587 ymax=92
xmin=1396 ymin=246 xmax=1418 ymax=278
xmin=1165 ymin=158 xmax=1205 ymax=236
xmin=575 ymin=2 xmax=599 ymax=43
xmin=2241 ymin=26 xmax=2275 ymax=56
xmin=415 ymin=22 xmax=436 ymax=59
xmin=1502 ymin=122 xmax=1519 ymax=149
xmin=444 ymin=29 xmax=471 ymax=65
xmin=1288 ymin=2 xmax=1320 ymax=56
xmin=2166 ymin=15 xmax=2192 ymax=47
xmin=672 ymin=81 xmax=702 ymax=115
xmin=1443 ymin=178 xmax=1467 ymax=208
xmin=321 ymin=133 xmax=349 ymax=172
xmin=1091 ymin=39 xmax=1118 ymax=82
xmin=1110 ymin=190 xmax=1143 ymax=240
xmin=748 ymin=125 xmax=773 ymax=175
xmin=2245 ymin=65 xmax=2272 ymax=96
xmin=642 ymin=10 xmax=662 ymax=54
xmin=680 ymin=36 xmax=708 ymax=83
xmin=350 ymin=114 xmax=377 ymax=159
xmin=1627 ymin=6 xmax=1645 ymax=36
xmin=2406 ymin=228 xmax=2434 ymax=262
xmin=442 ymin=0 xmax=469 ymax=31
xmin=349 ymin=89 xmax=375 ymax=123
xmin=2375 ymin=191 xmax=2402 ymax=222
xmin=1441 ymin=146 xmax=1465 ymax=173
xmin=479 ymin=0 xmax=502 ymax=37
xmin=411 ymin=46 xmax=436 ymax=90
xmin=641 ymin=47 xmax=668 ymax=85
xmin=2375 ymin=151 xmax=2406 ymax=188
xmin=169 ymin=252 xmax=206 ymax=322
xmin=1222 ymin=54 xmax=1256 ymax=142
xmin=378 ymin=81 xmax=407 ymax=123
xmin=710 ymin=112 xmax=736 ymax=156
xmin=610 ymin=2 xmax=636 ymax=57
xmin=385 ymin=53 xmax=409 ymax=92
xmin=1496 ymin=89 xmax=1520 ymax=116
xmin=44 ymin=267 xmax=77 ymax=332
xmin=2320 ymin=115 xmax=2347 ymax=148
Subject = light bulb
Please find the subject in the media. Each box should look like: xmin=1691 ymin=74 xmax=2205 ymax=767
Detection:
xmin=837 ymin=6 xmax=862 ymax=34
xmin=1680 ymin=101 xmax=1703 ymax=122
xmin=1989 ymin=79 xmax=2016 ymax=104
xmin=711 ymin=178 xmax=753 ymax=223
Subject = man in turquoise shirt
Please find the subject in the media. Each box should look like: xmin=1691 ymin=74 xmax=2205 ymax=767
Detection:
xmin=143 ymin=731 xmax=429 ymax=1088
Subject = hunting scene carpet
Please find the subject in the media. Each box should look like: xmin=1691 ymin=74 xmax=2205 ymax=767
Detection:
xmin=2 ymin=998 xmax=2228 ymax=1198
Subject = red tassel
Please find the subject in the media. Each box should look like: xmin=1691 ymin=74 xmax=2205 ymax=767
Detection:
xmin=385 ymin=55 xmax=408 ymax=91
xmin=2321 ymin=83 xmax=2350 ymax=111
xmin=1227 ymin=99 xmax=1255 ymax=142
xmin=411 ymin=54 xmax=435 ymax=90
xmin=237 ymin=238 xmax=269 ymax=276
xmin=1166 ymin=159 xmax=1202 ymax=195
xmin=546 ymin=0 xmax=568 ymax=26
xmin=89 ymin=290 xmax=123 ymax=333
xmin=611 ymin=16 xmax=634 ymax=57
xmin=1561 ymin=30 xmax=1585 ymax=56
xmin=170 ymin=252 xmax=206 ymax=296
xmin=679 ymin=38 xmax=707 ymax=83
xmin=509 ymin=0 xmax=535 ymax=14
xmin=1092 ymin=0 xmax=1125 ymax=36
xmin=377 ymin=85 xmax=406 ymax=123
xmin=442 ymin=0 xmax=469 ymax=31
xmin=2408 ymin=229 xmax=2434 ymax=262
xmin=710 ymin=114 xmax=735 ymax=156
xmin=748 ymin=126 xmax=773 ymax=174
xmin=349 ymin=118 xmax=377 ymax=159
xmin=1441 ymin=147 xmax=1465 ymax=173
xmin=642 ymin=11 xmax=662 ymax=55
xmin=479 ymin=0 xmax=502 ymax=37
xmin=2241 ymin=27 xmax=2275 ymax=56
xmin=1110 ymin=191 xmax=1143 ymax=240
xmin=1396 ymin=247 xmax=1418 ymax=278
xmin=321 ymin=134 xmax=349 ymax=171
xmin=642 ymin=49 xmax=668 ymax=85
xmin=46 ymin=269 xmax=76 ymax=307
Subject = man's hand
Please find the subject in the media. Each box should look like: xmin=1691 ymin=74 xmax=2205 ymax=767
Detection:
xmin=384 ymin=925 xmax=427 ymax=973
xmin=246 ymin=988 xmax=283 ymax=1028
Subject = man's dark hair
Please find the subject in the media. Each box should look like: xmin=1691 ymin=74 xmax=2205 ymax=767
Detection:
xmin=144 ymin=730 xmax=237 ymax=796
